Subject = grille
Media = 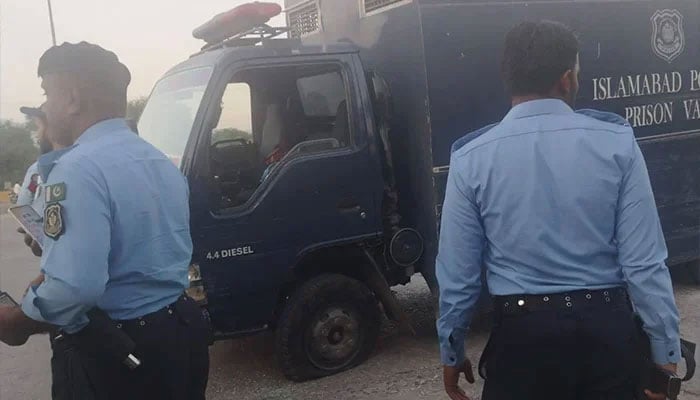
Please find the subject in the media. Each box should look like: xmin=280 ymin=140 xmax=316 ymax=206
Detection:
xmin=364 ymin=0 xmax=405 ymax=14
xmin=288 ymin=1 xmax=319 ymax=38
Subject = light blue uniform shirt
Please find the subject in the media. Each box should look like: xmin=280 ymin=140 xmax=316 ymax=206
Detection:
xmin=16 ymin=162 xmax=39 ymax=207
xmin=22 ymin=118 xmax=192 ymax=333
xmin=436 ymin=99 xmax=681 ymax=366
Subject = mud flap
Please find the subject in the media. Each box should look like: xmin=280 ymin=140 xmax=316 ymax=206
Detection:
xmin=361 ymin=248 xmax=416 ymax=335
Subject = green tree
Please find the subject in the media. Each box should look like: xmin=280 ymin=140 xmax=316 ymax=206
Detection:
xmin=127 ymin=97 xmax=148 ymax=122
xmin=211 ymin=128 xmax=252 ymax=144
xmin=0 ymin=121 xmax=37 ymax=186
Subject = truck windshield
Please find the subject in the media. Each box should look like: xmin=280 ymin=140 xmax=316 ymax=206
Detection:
xmin=138 ymin=67 xmax=213 ymax=167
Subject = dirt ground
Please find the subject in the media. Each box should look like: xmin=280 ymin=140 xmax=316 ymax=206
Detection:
xmin=1 ymin=212 xmax=700 ymax=400
xmin=204 ymin=276 xmax=700 ymax=400
xmin=204 ymin=277 xmax=490 ymax=400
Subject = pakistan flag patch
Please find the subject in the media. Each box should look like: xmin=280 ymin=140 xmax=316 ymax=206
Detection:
xmin=45 ymin=183 xmax=66 ymax=203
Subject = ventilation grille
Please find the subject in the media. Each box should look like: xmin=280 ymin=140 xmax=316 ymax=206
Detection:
xmin=364 ymin=0 xmax=405 ymax=14
xmin=288 ymin=1 xmax=320 ymax=38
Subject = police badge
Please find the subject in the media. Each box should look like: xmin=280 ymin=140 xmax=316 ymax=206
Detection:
xmin=44 ymin=203 xmax=64 ymax=240
xmin=651 ymin=9 xmax=685 ymax=63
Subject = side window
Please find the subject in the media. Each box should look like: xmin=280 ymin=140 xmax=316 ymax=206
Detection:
xmin=297 ymin=72 xmax=346 ymax=117
xmin=210 ymin=64 xmax=350 ymax=212
xmin=212 ymin=83 xmax=253 ymax=145
xmin=293 ymin=69 xmax=351 ymax=149
xmin=209 ymin=82 xmax=257 ymax=210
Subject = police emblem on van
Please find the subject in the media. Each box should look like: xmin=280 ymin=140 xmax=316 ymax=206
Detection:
xmin=651 ymin=9 xmax=685 ymax=63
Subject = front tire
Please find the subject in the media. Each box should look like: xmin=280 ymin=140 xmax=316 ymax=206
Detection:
xmin=276 ymin=274 xmax=381 ymax=381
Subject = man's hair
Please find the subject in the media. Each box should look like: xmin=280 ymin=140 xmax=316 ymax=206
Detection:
xmin=501 ymin=21 xmax=579 ymax=96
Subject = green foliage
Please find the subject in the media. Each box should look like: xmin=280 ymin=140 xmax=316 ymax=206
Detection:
xmin=0 ymin=121 xmax=37 ymax=186
xmin=212 ymin=128 xmax=252 ymax=144
xmin=127 ymin=97 xmax=148 ymax=122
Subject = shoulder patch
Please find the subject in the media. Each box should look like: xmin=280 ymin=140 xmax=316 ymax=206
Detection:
xmin=44 ymin=203 xmax=64 ymax=240
xmin=45 ymin=183 xmax=66 ymax=203
xmin=576 ymin=109 xmax=630 ymax=127
xmin=451 ymin=123 xmax=499 ymax=154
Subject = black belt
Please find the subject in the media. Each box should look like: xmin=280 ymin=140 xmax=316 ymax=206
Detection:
xmin=53 ymin=294 xmax=191 ymax=345
xmin=114 ymin=294 xmax=192 ymax=331
xmin=493 ymin=287 xmax=628 ymax=316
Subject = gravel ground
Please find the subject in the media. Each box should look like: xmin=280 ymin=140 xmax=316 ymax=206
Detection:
xmin=203 ymin=277 xmax=488 ymax=400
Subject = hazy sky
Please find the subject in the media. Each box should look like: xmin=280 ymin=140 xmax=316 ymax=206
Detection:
xmin=0 ymin=0 xmax=285 ymax=121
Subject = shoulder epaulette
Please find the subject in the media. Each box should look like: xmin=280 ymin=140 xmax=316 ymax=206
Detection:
xmin=576 ymin=109 xmax=630 ymax=127
xmin=451 ymin=123 xmax=499 ymax=154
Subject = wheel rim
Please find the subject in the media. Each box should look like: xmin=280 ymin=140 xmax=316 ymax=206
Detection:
xmin=305 ymin=305 xmax=363 ymax=371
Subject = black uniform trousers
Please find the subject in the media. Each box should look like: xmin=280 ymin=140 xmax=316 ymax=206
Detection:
xmin=50 ymin=295 xmax=210 ymax=400
xmin=481 ymin=292 xmax=642 ymax=400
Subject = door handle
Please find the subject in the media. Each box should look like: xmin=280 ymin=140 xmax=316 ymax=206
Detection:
xmin=337 ymin=204 xmax=361 ymax=213
xmin=337 ymin=204 xmax=368 ymax=220
xmin=337 ymin=198 xmax=362 ymax=213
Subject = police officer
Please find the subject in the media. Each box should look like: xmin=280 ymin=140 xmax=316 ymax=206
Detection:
xmin=0 ymin=42 xmax=209 ymax=399
xmin=15 ymin=106 xmax=53 ymax=208
xmin=437 ymin=21 xmax=680 ymax=400
xmin=16 ymin=106 xmax=61 ymax=257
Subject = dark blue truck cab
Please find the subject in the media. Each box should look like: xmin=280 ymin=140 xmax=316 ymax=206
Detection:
xmin=138 ymin=0 xmax=700 ymax=380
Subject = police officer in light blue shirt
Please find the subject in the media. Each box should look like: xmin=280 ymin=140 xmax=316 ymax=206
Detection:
xmin=15 ymin=107 xmax=61 ymax=258
xmin=0 ymin=42 xmax=209 ymax=400
xmin=437 ymin=22 xmax=680 ymax=400
xmin=17 ymin=107 xmax=56 ymax=213
xmin=15 ymin=106 xmax=54 ymax=210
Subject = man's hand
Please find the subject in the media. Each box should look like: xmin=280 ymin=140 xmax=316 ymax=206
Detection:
xmin=644 ymin=363 xmax=678 ymax=400
xmin=443 ymin=359 xmax=475 ymax=400
xmin=0 ymin=306 xmax=31 ymax=346
xmin=17 ymin=227 xmax=42 ymax=257
xmin=0 ymin=305 xmax=52 ymax=347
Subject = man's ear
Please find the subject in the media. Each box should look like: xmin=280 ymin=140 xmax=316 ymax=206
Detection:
xmin=557 ymin=69 xmax=574 ymax=96
xmin=66 ymin=86 xmax=82 ymax=116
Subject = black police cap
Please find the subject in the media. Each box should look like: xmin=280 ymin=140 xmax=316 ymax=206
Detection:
xmin=37 ymin=41 xmax=131 ymax=88
xmin=19 ymin=106 xmax=45 ymax=118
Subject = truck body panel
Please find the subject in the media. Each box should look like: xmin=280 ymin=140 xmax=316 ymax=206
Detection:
xmin=137 ymin=0 xmax=700 ymax=379
xmin=287 ymin=0 xmax=700 ymax=267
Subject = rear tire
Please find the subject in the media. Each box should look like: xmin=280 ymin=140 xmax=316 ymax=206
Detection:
xmin=276 ymin=273 xmax=381 ymax=381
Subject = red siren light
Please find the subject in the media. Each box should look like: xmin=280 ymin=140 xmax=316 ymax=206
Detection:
xmin=193 ymin=2 xmax=283 ymax=44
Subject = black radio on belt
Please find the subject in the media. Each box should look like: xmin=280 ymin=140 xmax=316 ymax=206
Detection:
xmin=70 ymin=308 xmax=141 ymax=370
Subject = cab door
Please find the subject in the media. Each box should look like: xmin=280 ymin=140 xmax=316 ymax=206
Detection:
xmin=188 ymin=54 xmax=384 ymax=333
